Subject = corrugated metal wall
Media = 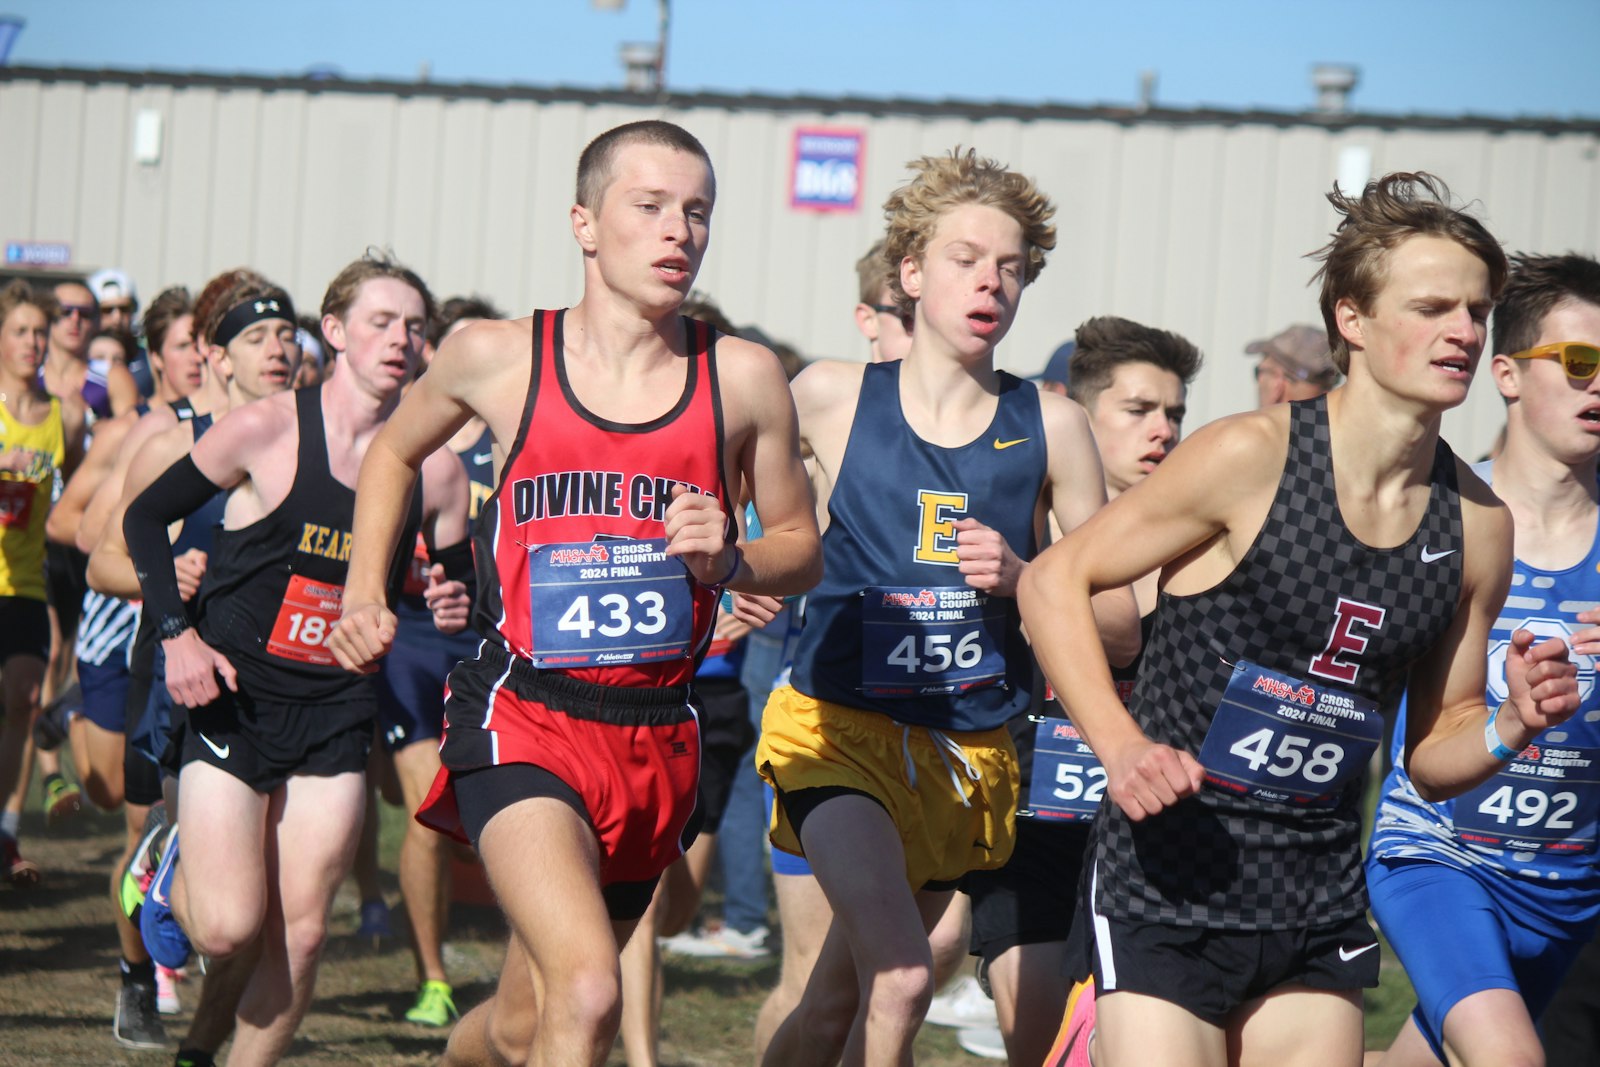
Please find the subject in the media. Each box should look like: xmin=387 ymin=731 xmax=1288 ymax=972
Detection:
xmin=3 ymin=71 xmax=1598 ymax=457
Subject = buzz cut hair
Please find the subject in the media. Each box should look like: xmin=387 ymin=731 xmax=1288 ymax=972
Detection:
xmin=575 ymin=120 xmax=715 ymax=211
xmin=880 ymin=148 xmax=1056 ymax=314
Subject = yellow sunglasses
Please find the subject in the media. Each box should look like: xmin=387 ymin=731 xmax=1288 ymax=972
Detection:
xmin=1509 ymin=341 xmax=1600 ymax=381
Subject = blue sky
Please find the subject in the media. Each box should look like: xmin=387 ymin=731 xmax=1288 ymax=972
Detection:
xmin=4 ymin=0 xmax=1596 ymax=119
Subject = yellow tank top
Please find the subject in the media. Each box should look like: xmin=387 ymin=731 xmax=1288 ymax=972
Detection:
xmin=0 ymin=396 xmax=65 ymax=601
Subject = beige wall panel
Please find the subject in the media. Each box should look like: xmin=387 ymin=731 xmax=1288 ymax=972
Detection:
xmin=296 ymin=95 xmax=397 ymax=300
xmin=247 ymin=91 xmax=310 ymax=291
xmin=1154 ymin=127 xmax=1229 ymax=419
xmin=1535 ymin=135 xmax=1600 ymax=254
xmin=520 ymin=101 xmax=588 ymax=312
xmin=477 ymin=100 xmax=540 ymax=307
xmin=0 ymin=80 xmax=44 ymax=244
xmin=31 ymin=83 xmax=86 ymax=257
xmin=1036 ymin=121 xmax=1123 ymax=373
xmin=119 ymin=85 xmax=175 ymax=293
xmin=203 ymin=91 xmax=265 ymax=276
xmin=387 ymin=96 xmax=446 ymax=285
xmin=160 ymin=89 xmax=220 ymax=292
xmin=1204 ymin=125 xmax=1282 ymax=417
xmin=430 ymin=98 xmax=494 ymax=297
xmin=1104 ymin=125 xmax=1175 ymax=333
xmin=75 ymin=83 xmax=130 ymax=272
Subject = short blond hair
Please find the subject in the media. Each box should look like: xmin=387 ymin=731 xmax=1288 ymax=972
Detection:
xmin=881 ymin=148 xmax=1056 ymax=313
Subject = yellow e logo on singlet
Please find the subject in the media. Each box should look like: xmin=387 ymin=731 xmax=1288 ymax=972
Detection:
xmin=915 ymin=490 xmax=967 ymax=565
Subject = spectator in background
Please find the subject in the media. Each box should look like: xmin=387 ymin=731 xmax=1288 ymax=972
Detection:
xmin=1247 ymin=323 xmax=1340 ymax=407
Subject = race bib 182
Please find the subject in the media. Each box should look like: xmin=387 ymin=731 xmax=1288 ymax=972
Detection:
xmin=267 ymin=574 xmax=344 ymax=665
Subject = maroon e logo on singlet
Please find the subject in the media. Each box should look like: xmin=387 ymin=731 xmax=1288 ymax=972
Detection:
xmin=1308 ymin=597 xmax=1387 ymax=685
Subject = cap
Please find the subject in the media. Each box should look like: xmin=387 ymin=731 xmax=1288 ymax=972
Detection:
xmin=1038 ymin=340 xmax=1075 ymax=385
xmin=1245 ymin=324 xmax=1337 ymax=382
xmin=86 ymin=268 xmax=137 ymax=308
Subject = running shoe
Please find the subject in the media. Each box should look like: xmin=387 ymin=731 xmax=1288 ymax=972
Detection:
xmin=43 ymin=773 xmax=82 ymax=826
xmin=120 ymin=802 xmax=168 ymax=922
xmin=357 ymin=897 xmax=392 ymax=940
xmin=113 ymin=975 xmax=168 ymax=1049
xmin=925 ymin=974 xmax=998 ymax=1029
xmin=659 ymin=923 xmax=772 ymax=960
xmin=405 ymin=979 xmax=459 ymax=1027
xmin=956 ymin=1025 xmax=1006 ymax=1060
xmin=1 ymin=834 xmax=40 ymax=887
xmin=156 ymin=965 xmax=181 ymax=1015
xmin=141 ymin=826 xmax=192 ymax=969
xmin=1044 ymin=976 xmax=1097 ymax=1067
xmin=31 ymin=682 xmax=80 ymax=751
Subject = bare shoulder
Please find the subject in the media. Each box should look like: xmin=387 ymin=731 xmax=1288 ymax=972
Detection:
xmin=1171 ymin=405 xmax=1289 ymax=477
xmin=205 ymin=389 xmax=297 ymax=452
xmin=435 ymin=317 xmax=534 ymax=382
xmin=1455 ymin=456 xmax=1512 ymax=578
xmin=790 ymin=359 xmax=866 ymax=412
xmin=121 ymin=405 xmax=182 ymax=457
xmin=711 ymin=334 xmax=791 ymax=410
xmin=1036 ymin=388 xmax=1093 ymax=439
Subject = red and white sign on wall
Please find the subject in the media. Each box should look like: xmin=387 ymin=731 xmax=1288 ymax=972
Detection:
xmin=790 ymin=127 xmax=864 ymax=213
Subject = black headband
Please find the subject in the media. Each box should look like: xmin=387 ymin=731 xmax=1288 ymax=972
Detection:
xmin=213 ymin=295 xmax=296 ymax=348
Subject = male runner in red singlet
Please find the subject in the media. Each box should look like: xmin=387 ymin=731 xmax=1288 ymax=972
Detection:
xmin=329 ymin=121 xmax=820 ymax=1067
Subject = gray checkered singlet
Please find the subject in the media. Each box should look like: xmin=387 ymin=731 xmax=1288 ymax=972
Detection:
xmin=1090 ymin=396 xmax=1463 ymax=930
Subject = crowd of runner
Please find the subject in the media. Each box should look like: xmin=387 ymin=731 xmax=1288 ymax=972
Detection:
xmin=1 ymin=120 xmax=1598 ymax=1067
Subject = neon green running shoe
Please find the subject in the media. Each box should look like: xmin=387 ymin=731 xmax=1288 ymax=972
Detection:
xmin=405 ymin=980 xmax=458 ymax=1027
xmin=43 ymin=773 xmax=81 ymax=827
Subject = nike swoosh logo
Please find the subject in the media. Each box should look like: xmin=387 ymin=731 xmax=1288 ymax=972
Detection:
xmin=472 ymin=453 xmax=492 ymax=466
xmin=1338 ymin=943 xmax=1378 ymax=962
xmin=1420 ymin=547 xmax=1456 ymax=563
xmin=198 ymin=733 xmax=230 ymax=760
xmin=993 ymin=437 xmax=1030 ymax=450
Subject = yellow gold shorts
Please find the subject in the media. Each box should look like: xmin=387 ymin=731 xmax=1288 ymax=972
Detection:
xmin=755 ymin=685 xmax=1018 ymax=889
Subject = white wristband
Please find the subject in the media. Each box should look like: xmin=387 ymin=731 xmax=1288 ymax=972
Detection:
xmin=1484 ymin=703 xmax=1520 ymax=762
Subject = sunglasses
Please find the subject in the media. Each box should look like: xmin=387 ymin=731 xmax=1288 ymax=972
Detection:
xmin=58 ymin=304 xmax=99 ymax=321
xmin=1509 ymin=341 xmax=1600 ymax=381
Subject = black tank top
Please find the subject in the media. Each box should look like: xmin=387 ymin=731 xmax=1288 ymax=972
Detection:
xmin=1091 ymin=395 xmax=1464 ymax=930
xmin=196 ymin=387 xmax=419 ymax=705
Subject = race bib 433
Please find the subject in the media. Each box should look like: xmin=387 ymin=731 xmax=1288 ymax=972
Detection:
xmin=528 ymin=538 xmax=692 ymax=668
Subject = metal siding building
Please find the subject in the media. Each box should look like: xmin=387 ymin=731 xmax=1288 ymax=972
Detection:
xmin=3 ymin=66 xmax=1597 ymax=456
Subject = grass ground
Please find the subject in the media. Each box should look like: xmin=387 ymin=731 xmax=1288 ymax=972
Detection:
xmin=0 ymin=782 xmax=1417 ymax=1065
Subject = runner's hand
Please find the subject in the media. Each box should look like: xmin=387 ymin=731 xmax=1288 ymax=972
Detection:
xmin=713 ymin=605 xmax=753 ymax=645
xmin=1570 ymin=608 xmax=1600 ymax=660
xmin=953 ymin=518 xmax=1023 ymax=597
xmin=329 ymin=601 xmax=397 ymax=674
xmin=1504 ymin=628 xmax=1580 ymax=736
xmin=162 ymin=628 xmax=237 ymax=708
xmin=664 ymin=484 xmax=738 ymax=586
xmin=424 ymin=563 xmax=471 ymax=635
xmin=730 ymin=592 xmax=785 ymax=629
xmin=174 ymin=548 xmax=208 ymax=602
xmin=1101 ymin=737 xmax=1204 ymax=822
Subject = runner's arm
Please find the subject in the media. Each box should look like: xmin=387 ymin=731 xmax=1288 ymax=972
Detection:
xmin=74 ymin=408 xmax=176 ymax=554
xmin=87 ymin=420 xmax=193 ymax=598
xmin=1037 ymin=391 xmax=1141 ymax=666
xmin=713 ymin=339 xmax=821 ymax=597
xmin=1404 ymin=482 xmax=1580 ymax=801
xmin=46 ymin=411 xmax=131 ymax=548
xmin=331 ymin=332 xmax=478 ymax=669
xmin=1019 ymin=414 xmax=1272 ymax=820
xmin=105 ymin=361 xmax=142 ymax=418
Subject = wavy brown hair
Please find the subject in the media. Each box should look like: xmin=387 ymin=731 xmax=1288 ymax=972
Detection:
xmin=1310 ymin=172 xmax=1506 ymax=374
